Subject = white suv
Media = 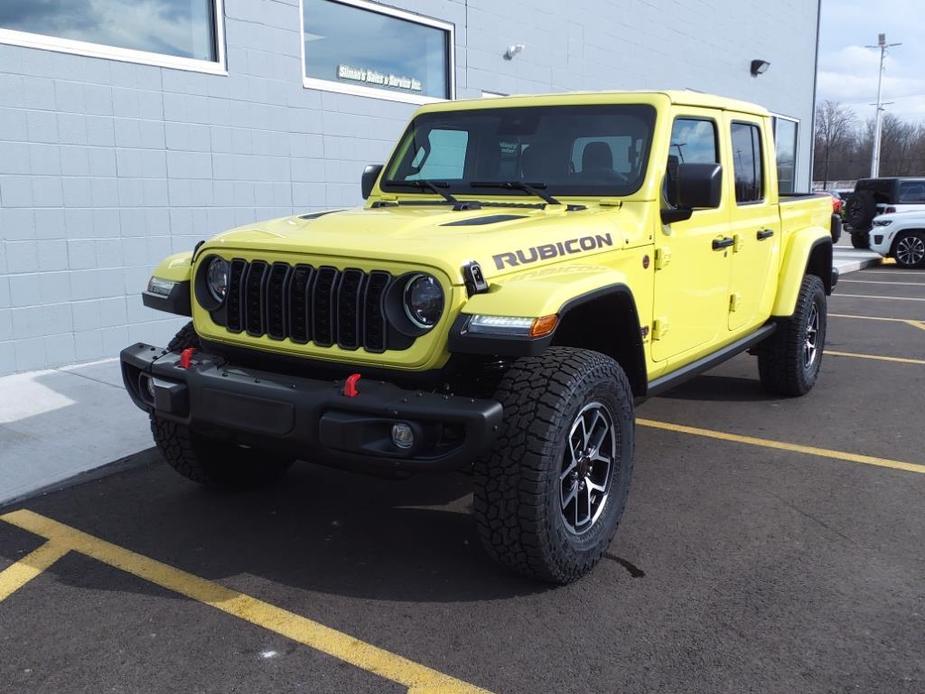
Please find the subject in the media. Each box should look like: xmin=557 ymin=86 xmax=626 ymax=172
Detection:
xmin=869 ymin=211 xmax=925 ymax=268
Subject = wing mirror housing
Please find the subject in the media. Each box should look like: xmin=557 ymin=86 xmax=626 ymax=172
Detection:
xmin=661 ymin=162 xmax=723 ymax=224
xmin=361 ymin=164 xmax=384 ymax=199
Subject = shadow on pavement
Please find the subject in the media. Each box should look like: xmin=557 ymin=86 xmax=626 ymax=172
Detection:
xmin=1 ymin=455 xmax=562 ymax=603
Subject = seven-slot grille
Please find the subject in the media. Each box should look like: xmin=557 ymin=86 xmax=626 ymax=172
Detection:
xmin=223 ymin=259 xmax=392 ymax=352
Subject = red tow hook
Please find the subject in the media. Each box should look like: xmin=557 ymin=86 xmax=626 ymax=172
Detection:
xmin=179 ymin=347 xmax=197 ymax=369
xmin=343 ymin=373 xmax=362 ymax=397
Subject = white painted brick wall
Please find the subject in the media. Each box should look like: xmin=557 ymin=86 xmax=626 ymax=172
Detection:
xmin=0 ymin=0 xmax=819 ymax=375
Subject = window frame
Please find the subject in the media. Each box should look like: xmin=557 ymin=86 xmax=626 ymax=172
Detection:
xmin=730 ymin=119 xmax=766 ymax=206
xmin=771 ymin=113 xmax=799 ymax=194
xmin=300 ymin=0 xmax=455 ymax=104
xmin=0 ymin=0 xmax=227 ymax=75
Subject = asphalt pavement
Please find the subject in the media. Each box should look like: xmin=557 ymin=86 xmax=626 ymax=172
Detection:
xmin=1 ymin=265 xmax=923 ymax=694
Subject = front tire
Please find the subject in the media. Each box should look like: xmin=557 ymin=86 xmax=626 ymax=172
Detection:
xmin=757 ymin=274 xmax=827 ymax=396
xmin=893 ymin=231 xmax=925 ymax=268
xmin=152 ymin=416 xmax=294 ymax=489
xmin=473 ymin=347 xmax=635 ymax=584
xmin=152 ymin=321 xmax=293 ymax=488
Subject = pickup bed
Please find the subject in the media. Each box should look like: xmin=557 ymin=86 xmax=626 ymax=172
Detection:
xmin=122 ymin=90 xmax=836 ymax=583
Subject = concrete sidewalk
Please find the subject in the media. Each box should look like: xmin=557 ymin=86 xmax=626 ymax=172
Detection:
xmin=0 ymin=359 xmax=152 ymax=506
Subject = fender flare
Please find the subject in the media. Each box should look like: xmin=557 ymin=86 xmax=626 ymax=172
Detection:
xmin=771 ymin=229 xmax=832 ymax=317
xmin=448 ymin=281 xmax=647 ymax=394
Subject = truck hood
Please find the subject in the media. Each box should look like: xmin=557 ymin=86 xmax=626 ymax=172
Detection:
xmin=203 ymin=203 xmax=648 ymax=284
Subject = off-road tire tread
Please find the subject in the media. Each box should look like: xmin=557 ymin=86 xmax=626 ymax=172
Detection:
xmin=757 ymin=274 xmax=826 ymax=396
xmin=151 ymin=321 xmax=291 ymax=489
xmin=473 ymin=347 xmax=634 ymax=584
xmin=167 ymin=321 xmax=200 ymax=352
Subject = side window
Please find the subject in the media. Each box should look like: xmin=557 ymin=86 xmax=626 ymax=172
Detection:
xmin=406 ymin=129 xmax=469 ymax=180
xmin=773 ymin=117 xmax=798 ymax=194
xmin=898 ymin=182 xmax=925 ymax=203
xmin=669 ymin=118 xmax=719 ymax=164
xmin=666 ymin=118 xmax=718 ymax=207
xmin=730 ymin=122 xmax=764 ymax=204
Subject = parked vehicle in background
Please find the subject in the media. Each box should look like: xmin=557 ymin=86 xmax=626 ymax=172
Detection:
xmin=869 ymin=211 xmax=925 ymax=268
xmin=845 ymin=177 xmax=925 ymax=248
xmin=822 ymin=192 xmax=843 ymax=242
xmin=120 ymin=91 xmax=836 ymax=584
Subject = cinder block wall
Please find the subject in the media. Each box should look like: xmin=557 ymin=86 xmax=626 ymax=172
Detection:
xmin=0 ymin=0 xmax=819 ymax=375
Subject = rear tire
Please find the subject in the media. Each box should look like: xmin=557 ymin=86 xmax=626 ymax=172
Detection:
xmin=893 ymin=231 xmax=925 ymax=268
xmin=473 ymin=347 xmax=635 ymax=584
xmin=757 ymin=274 xmax=827 ymax=396
xmin=152 ymin=416 xmax=294 ymax=489
xmin=851 ymin=231 xmax=869 ymax=249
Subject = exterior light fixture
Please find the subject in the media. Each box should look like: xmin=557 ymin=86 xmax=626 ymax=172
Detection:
xmin=504 ymin=44 xmax=525 ymax=60
xmin=750 ymin=59 xmax=770 ymax=76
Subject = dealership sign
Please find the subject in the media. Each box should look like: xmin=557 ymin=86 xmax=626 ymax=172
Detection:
xmin=337 ymin=64 xmax=422 ymax=92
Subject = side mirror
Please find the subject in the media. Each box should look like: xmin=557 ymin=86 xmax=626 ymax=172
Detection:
xmin=661 ymin=162 xmax=722 ymax=224
xmin=361 ymin=164 xmax=384 ymax=200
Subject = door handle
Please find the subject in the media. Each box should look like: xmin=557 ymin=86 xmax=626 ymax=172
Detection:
xmin=756 ymin=229 xmax=775 ymax=240
xmin=712 ymin=236 xmax=735 ymax=250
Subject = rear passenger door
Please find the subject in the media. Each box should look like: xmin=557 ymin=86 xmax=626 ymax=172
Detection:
xmin=725 ymin=115 xmax=780 ymax=332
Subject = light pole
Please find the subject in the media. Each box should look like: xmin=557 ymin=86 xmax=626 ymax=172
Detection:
xmin=867 ymin=33 xmax=901 ymax=177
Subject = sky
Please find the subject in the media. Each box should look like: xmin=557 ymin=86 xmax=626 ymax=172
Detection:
xmin=818 ymin=0 xmax=925 ymax=123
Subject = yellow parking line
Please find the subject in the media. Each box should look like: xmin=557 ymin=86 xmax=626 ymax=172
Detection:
xmin=0 ymin=541 xmax=69 ymax=602
xmin=637 ymin=419 xmax=925 ymax=475
xmin=834 ymin=293 xmax=925 ymax=302
xmin=0 ymin=510 xmax=490 ymax=694
xmin=840 ymin=279 xmax=925 ymax=286
xmin=826 ymin=350 xmax=925 ymax=365
xmin=829 ymin=313 xmax=925 ymax=330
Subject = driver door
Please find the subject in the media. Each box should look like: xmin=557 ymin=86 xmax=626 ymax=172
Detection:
xmin=651 ymin=112 xmax=732 ymax=362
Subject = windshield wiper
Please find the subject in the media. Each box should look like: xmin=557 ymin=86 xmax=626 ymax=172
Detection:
xmin=382 ymin=179 xmax=478 ymax=209
xmin=471 ymin=180 xmax=562 ymax=206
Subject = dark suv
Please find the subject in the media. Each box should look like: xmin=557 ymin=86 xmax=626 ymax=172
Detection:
xmin=845 ymin=177 xmax=925 ymax=248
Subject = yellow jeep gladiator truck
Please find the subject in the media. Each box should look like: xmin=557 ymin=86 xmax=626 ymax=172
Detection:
xmin=121 ymin=91 xmax=838 ymax=583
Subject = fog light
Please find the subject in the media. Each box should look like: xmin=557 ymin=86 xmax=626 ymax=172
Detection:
xmin=391 ymin=422 xmax=414 ymax=449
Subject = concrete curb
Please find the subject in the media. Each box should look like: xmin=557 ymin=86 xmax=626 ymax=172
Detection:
xmin=0 ymin=448 xmax=160 ymax=512
xmin=834 ymin=255 xmax=883 ymax=274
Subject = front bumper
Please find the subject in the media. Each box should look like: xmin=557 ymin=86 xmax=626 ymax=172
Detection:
xmin=120 ymin=343 xmax=503 ymax=472
xmin=868 ymin=229 xmax=894 ymax=257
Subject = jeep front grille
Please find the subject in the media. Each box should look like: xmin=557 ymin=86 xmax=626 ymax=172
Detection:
xmin=223 ymin=259 xmax=392 ymax=352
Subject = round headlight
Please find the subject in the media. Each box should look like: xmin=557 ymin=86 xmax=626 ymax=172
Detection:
xmin=403 ymin=274 xmax=444 ymax=329
xmin=206 ymin=257 xmax=229 ymax=302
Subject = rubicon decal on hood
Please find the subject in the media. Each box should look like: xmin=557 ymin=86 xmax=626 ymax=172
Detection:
xmin=492 ymin=233 xmax=614 ymax=270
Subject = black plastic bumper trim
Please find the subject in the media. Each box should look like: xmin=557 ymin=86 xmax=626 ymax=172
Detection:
xmin=120 ymin=343 xmax=503 ymax=472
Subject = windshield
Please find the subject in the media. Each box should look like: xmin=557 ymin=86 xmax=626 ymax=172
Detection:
xmin=381 ymin=104 xmax=657 ymax=198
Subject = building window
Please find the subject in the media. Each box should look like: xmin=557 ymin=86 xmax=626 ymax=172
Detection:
xmin=731 ymin=122 xmax=764 ymax=204
xmin=302 ymin=0 xmax=454 ymax=104
xmin=772 ymin=116 xmax=799 ymax=194
xmin=0 ymin=0 xmax=225 ymax=73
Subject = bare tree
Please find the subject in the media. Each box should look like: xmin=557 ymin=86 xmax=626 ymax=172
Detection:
xmin=814 ymin=100 xmax=856 ymax=187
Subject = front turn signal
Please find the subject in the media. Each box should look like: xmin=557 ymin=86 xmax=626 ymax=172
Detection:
xmin=530 ymin=314 xmax=559 ymax=338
